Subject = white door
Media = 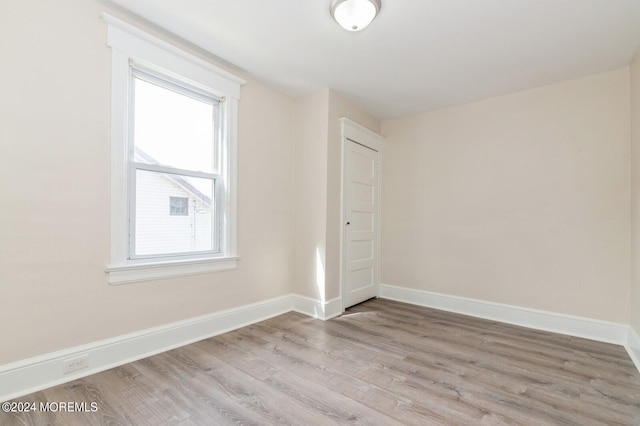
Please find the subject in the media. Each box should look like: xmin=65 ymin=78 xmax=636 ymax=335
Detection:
xmin=344 ymin=140 xmax=379 ymax=308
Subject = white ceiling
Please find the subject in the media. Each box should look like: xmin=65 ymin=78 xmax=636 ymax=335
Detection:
xmin=107 ymin=0 xmax=640 ymax=120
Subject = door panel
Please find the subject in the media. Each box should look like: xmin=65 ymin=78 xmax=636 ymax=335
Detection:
xmin=350 ymin=240 xmax=374 ymax=261
xmin=344 ymin=140 xmax=379 ymax=308
xmin=351 ymin=212 xmax=374 ymax=231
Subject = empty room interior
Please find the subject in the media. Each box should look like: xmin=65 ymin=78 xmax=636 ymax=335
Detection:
xmin=3 ymin=0 xmax=640 ymax=424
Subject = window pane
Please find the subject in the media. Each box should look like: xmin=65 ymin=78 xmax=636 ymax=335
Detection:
xmin=134 ymin=170 xmax=214 ymax=257
xmin=134 ymin=77 xmax=215 ymax=173
xmin=169 ymin=196 xmax=188 ymax=216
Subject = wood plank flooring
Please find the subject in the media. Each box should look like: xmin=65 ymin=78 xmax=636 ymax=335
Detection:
xmin=2 ymin=298 xmax=640 ymax=425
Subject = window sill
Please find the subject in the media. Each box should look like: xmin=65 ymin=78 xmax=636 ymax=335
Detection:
xmin=106 ymin=256 xmax=238 ymax=285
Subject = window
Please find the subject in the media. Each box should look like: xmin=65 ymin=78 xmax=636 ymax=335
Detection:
xmin=169 ymin=197 xmax=189 ymax=216
xmin=131 ymin=67 xmax=219 ymax=258
xmin=104 ymin=14 xmax=245 ymax=284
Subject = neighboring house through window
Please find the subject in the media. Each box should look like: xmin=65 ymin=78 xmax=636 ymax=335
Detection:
xmin=104 ymin=15 xmax=245 ymax=284
xmin=169 ymin=197 xmax=189 ymax=216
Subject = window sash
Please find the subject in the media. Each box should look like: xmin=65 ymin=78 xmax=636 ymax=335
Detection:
xmin=129 ymin=67 xmax=223 ymax=176
xmin=127 ymin=68 xmax=223 ymax=262
xmin=128 ymin=165 xmax=221 ymax=261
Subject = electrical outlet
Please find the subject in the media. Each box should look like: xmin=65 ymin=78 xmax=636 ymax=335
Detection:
xmin=62 ymin=354 xmax=89 ymax=374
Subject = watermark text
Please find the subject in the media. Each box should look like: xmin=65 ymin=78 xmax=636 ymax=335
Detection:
xmin=2 ymin=401 xmax=98 ymax=413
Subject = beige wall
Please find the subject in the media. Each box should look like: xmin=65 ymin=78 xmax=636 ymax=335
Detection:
xmin=293 ymin=90 xmax=330 ymax=299
xmin=381 ymin=69 xmax=631 ymax=323
xmin=0 ymin=0 xmax=295 ymax=364
xmin=631 ymin=49 xmax=640 ymax=333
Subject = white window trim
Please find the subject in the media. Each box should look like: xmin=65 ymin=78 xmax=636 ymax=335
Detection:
xmin=103 ymin=14 xmax=245 ymax=285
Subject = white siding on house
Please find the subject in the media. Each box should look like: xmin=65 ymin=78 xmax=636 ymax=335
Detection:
xmin=135 ymin=170 xmax=213 ymax=256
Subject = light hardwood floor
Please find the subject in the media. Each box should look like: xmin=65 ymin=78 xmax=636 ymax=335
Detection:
xmin=2 ymin=298 xmax=640 ymax=425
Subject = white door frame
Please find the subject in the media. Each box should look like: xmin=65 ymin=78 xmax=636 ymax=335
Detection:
xmin=339 ymin=118 xmax=384 ymax=312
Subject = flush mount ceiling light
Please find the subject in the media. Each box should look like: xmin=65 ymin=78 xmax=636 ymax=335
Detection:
xmin=330 ymin=0 xmax=381 ymax=32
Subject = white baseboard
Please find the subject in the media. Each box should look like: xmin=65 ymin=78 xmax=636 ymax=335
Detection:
xmin=0 ymin=293 xmax=339 ymax=402
xmin=379 ymin=283 xmax=640 ymax=373
xmin=292 ymin=295 xmax=342 ymax=320
xmin=627 ymin=327 xmax=640 ymax=372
